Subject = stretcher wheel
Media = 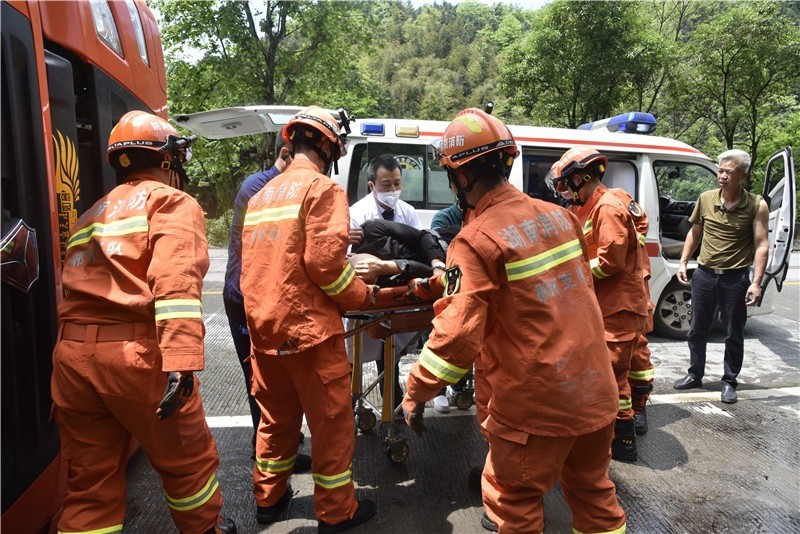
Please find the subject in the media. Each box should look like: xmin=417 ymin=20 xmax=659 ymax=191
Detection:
xmin=455 ymin=389 xmax=474 ymax=410
xmin=355 ymin=409 xmax=377 ymax=433
xmin=386 ymin=439 xmax=409 ymax=464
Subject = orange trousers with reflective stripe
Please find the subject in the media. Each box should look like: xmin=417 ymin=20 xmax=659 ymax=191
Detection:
xmin=482 ymin=421 xmax=625 ymax=533
xmin=629 ymin=308 xmax=655 ymax=391
xmin=50 ymin=323 xmax=222 ymax=534
xmin=250 ymin=334 xmax=358 ymax=524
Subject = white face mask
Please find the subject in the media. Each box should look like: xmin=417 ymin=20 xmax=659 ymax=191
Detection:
xmin=375 ymin=189 xmax=401 ymax=208
xmin=560 ymin=189 xmax=573 ymax=201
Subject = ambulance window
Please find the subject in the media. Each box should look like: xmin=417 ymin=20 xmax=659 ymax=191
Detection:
xmin=350 ymin=142 xmax=428 ymax=209
xmin=604 ymin=160 xmax=638 ymax=198
xmin=653 ymin=161 xmax=716 ymax=202
xmin=427 ymin=149 xmax=452 ymax=206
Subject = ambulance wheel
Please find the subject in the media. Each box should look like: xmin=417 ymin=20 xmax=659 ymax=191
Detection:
xmin=355 ymin=410 xmax=377 ymax=433
xmin=387 ymin=439 xmax=409 ymax=464
xmin=455 ymin=390 xmax=474 ymax=410
xmin=654 ymin=279 xmax=692 ymax=340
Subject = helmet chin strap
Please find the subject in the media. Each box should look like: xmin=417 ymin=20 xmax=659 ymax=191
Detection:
xmin=447 ymin=168 xmax=476 ymax=211
xmin=162 ymin=158 xmax=188 ymax=190
xmin=565 ymin=173 xmax=591 ymax=206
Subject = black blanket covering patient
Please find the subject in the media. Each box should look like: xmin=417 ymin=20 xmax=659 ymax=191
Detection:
xmin=350 ymin=219 xmax=446 ymax=287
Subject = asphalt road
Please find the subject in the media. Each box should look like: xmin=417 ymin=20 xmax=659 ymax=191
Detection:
xmin=123 ymin=251 xmax=800 ymax=533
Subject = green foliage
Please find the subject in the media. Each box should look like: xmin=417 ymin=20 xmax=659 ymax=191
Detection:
xmin=205 ymin=210 xmax=233 ymax=248
xmin=154 ymin=0 xmax=798 ymax=228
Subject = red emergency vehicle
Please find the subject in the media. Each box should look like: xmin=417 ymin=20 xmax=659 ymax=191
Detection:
xmin=1 ymin=1 xmax=167 ymax=530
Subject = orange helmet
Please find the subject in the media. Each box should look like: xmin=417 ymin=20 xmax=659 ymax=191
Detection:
xmin=282 ymin=106 xmax=347 ymax=161
xmin=549 ymin=147 xmax=607 ymax=181
xmin=436 ymin=108 xmax=519 ymax=170
xmin=547 ymin=147 xmax=608 ymax=205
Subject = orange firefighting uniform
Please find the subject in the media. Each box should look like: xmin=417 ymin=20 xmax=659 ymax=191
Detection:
xmin=608 ymin=189 xmax=655 ymax=406
xmin=51 ymin=178 xmax=223 ymax=534
xmin=405 ymin=185 xmax=625 ymax=534
xmin=571 ymin=184 xmax=648 ymax=422
xmin=240 ymin=158 xmax=374 ymax=525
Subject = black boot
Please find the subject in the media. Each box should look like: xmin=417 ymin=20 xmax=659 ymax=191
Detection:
xmin=318 ymin=499 xmax=376 ymax=534
xmin=611 ymin=419 xmax=637 ymax=462
xmin=481 ymin=512 xmax=498 ymax=532
xmin=206 ymin=517 xmax=237 ymax=534
xmin=256 ymin=485 xmax=293 ymax=524
xmin=631 ymin=384 xmax=653 ymax=436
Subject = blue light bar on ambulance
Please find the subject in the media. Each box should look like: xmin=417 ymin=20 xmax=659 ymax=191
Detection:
xmin=578 ymin=112 xmax=657 ymax=134
xmin=361 ymin=122 xmax=385 ymax=136
xmin=396 ymin=125 xmax=420 ymax=138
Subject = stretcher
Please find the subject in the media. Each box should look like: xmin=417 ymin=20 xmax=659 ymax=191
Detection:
xmin=343 ymin=279 xmax=475 ymax=463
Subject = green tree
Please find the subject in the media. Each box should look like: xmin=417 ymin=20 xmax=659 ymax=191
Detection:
xmin=499 ymin=0 xmax=660 ymax=127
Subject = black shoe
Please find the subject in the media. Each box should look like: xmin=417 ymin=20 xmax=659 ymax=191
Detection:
xmin=318 ymin=499 xmax=376 ymax=534
xmin=633 ymin=404 xmax=648 ymax=436
xmin=721 ymin=383 xmax=738 ymax=404
xmin=299 ymin=431 xmax=305 ymax=445
xmin=673 ymin=374 xmax=702 ymax=390
xmin=256 ymin=485 xmax=293 ymax=524
xmin=611 ymin=419 xmax=637 ymax=463
xmin=206 ymin=517 xmax=237 ymax=534
xmin=294 ymin=453 xmax=312 ymax=473
xmin=481 ymin=512 xmax=499 ymax=532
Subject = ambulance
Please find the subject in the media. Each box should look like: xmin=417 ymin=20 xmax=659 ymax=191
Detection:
xmin=175 ymin=107 xmax=795 ymax=340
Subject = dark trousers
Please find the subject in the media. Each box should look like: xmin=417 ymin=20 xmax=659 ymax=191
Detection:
xmin=223 ymin=295 xmax=261 ymax=431
xmin=687 ymin=266 xmax=750 ymax=387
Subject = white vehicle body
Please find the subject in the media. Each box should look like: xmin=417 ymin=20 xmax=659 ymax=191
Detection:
xmin=174 ymin=106 xmax=795 ymax=340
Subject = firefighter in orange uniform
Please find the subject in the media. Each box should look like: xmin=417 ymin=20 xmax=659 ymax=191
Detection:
xmin=240 ymin=106 xmax=377 ymax=532
xmin=402 ymin=109 xmax=626 ymax=534
xmin=609 ymin=188 xmax=655 ymax=435
xmin=50 ymin=111 xmax=235 ymax=534
xmin=549 ymin=148 xmax=649 ymax=462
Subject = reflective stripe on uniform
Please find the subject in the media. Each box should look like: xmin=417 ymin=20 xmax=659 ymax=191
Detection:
xmin=629 ymin=368 xmax=654 ymax=381
xmin=164 ymin=472 xmax=219 ymax=511
xmin=243 ymin=204 xmax=301 ymax=226
xmin=67 ymin=215 xmax=148 ymax=249
xmin=154 ymin=299 xmax=203 ymax=321
xmin=619 ymin=399 xmax=632 ymax=411
xmin=312 ymin=467 xmax=352 ymax=489
xmin=589 ymin=257 xmax=609 ymax=279
xmin=505 ymin=239 xmax=583 ymax=282
xmin=419 ymin=346 xmax=469 ymax=384
xmin=58 ymin=525 xmax=124 ymax=534
xmin=255 ymin=454 xmax=297 ymax=473
xmin=320 ymin=264 xmax=355 ymax=296
xmin=574 ymin=523 xmax=626 ymax=534
xmin=637 ymin=232 xmax=646 ymax=246
xmin=583 ymin=219 xmax=592 ymax=236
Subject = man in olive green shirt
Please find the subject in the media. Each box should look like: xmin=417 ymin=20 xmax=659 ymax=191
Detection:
xmin=673 ymin=149 xmax=769 ymax=404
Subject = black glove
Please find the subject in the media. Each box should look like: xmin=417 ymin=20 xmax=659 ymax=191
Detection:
xmin=403 ymin=399 xmax=427 ymax=437
xmin=156 ymin=371 xmax=194 ymax=420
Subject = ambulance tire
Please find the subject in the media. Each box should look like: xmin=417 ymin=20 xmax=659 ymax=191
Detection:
xmin=654 ymin=279 xmax=693 ymax=340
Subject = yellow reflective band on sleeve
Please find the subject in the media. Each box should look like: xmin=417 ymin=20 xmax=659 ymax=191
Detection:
xmin=574 ymin=522 xmax=626 ymax=534
xmin=589 ymin=257 xmax=609 ymax=279
xmin=619 ymin=399 xmax=632 ymax=411
xmin=67 ymin=215 xmax=148 ymax=250
xmin=2 ymin=240 xmax=14 ymax=254
xmin=628 ymin=368 xmax=654 ymax=381
xmin=583 ymin=219 xmax=593 ymax=236
xmin=505 ymin=239 xmax=583 ymax=282
xmin=320 ymin=264 xmax=355 ymax=296
xmin=419 ymin=346 xmax=469 ymax=384
xmin=638 ymin=233 xmax=646 ymax=246
xmin=58 ymin=525 xmax=124 ymax=534
xmin=164 ymin=473 xmax=219 ymax=511
xmin=312 ymin=467 xmax=352 ymax=489
xmin=255 ymin=454 xmax=297 ymax=473
xmin=154 ymin=299 xmax=203 ymax=321
xmin=243 ymin=204 xmax=301 ymax=227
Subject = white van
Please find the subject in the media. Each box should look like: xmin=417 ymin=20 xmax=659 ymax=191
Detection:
xmin=175 ymin=107 xmax=795 ymax=340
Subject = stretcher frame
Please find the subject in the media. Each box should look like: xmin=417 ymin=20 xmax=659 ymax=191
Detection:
xmin=344 ymin=302 xmax=434 ymax=463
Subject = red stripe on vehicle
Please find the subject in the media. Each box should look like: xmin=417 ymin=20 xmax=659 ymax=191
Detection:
xmin=514 ymin=136 xmax=702 ymax=155
xmin=646 ymin=242 xmax=661 ymax=257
